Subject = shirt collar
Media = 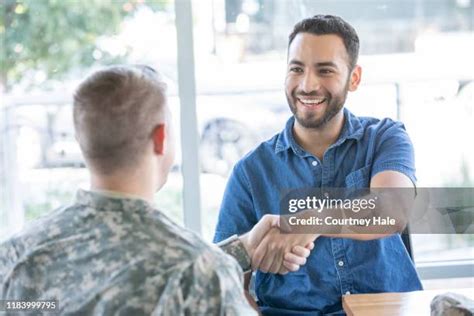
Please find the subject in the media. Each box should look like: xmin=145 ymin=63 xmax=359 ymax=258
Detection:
xmin=275 ymin=108 xmax=364 ymax=155
xmin=75 ymin=189 xmax=154 ymax=214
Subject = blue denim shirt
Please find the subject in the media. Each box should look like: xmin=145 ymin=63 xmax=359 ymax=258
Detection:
xmin=213 ymin=108 xmax=423 ymax=315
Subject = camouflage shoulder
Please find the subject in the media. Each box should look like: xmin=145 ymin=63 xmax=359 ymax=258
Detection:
xmin=153 ymin=248 xmax=257 ymax=316
xmin=0 ymin=238 xmax=19 ymax=296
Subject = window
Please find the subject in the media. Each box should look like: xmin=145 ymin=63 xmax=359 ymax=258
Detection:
xmin=1 ymin=1 xmax=184 ymax=238
xmin=2 ymin=0 xmax=473 ymax=284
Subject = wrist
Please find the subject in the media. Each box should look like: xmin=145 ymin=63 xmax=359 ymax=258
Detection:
xmin=238 ymin=233 xmax=253 ymax=257
xmin=217 ymin=234 xmax=252 ymax=273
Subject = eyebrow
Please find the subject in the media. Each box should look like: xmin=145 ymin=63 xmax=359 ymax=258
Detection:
xmin=288 ymin=59 xmax=338 ymax=68
xmin=288 ymin=59 xmax=304 ymax=66
xmin=315 ymin=61 xmax=338 ymax=68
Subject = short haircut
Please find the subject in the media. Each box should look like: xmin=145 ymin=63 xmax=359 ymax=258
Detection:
xmin=288 ymin=15 xmax=360 ymax=70
xmin=73 ymin=65 xmax=167 ymax=174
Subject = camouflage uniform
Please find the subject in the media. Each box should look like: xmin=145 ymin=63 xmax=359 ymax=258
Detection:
xmin=0 ymin=190 xmax=257 ymax=315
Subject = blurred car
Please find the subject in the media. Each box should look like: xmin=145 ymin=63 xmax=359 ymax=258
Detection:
xmin=4 ymin=89 xmax=290 ymax=176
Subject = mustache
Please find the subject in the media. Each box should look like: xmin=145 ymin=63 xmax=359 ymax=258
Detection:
xmin=293 ymin=90 xmax=326 ymax=97
xmin=294 ymin=91 xmax=328 ymax=98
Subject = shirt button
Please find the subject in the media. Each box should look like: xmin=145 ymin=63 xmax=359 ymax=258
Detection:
xmin=345 ymin=291 xmax=351 ymax=295
xmin=338 ymin=260 xmax=344 ymax=267
xmin=311 ymin=160 xmax=318 ymax=166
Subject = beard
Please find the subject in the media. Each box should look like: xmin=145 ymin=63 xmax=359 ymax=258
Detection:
xmin=287 ymin=78 xmax=350 ymax=129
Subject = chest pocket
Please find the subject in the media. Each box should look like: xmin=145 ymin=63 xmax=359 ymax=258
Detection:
xmin=345 ymin=165 xmax=371 ymax=188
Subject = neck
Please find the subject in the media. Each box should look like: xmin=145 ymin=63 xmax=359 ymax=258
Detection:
xmin=293 ymin=109 xmax=345 ymax=160
xmin=89 ymin=163 xmax=157 ymax=203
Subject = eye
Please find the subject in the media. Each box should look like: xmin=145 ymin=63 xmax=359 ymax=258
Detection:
xmin=319 ymin=69 xmax=334 ymax=75
xmin=289 ymin=67 xmax=303 ymax=73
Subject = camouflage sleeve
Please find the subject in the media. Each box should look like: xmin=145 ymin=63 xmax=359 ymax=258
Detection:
xmin=0 ymin=240 xmax=19 ymax=297
xmin=153 ymin=249 xmax=258 ymax=316
xmin=217 ymin=235 xmax=252 ymax=273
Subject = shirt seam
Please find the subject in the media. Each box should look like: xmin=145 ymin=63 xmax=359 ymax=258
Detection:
xmin=371 ymin=163 xmax=416 ymax=185
xmin=240 ymin=164 xmax=258 ymax=219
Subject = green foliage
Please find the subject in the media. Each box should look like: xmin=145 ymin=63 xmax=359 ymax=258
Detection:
xmin=0 ymin=0 xmax=169 ymax=91
xmin=154 ymin=182 xmax=184 ymax=225
xmin=24 ymin=188 xmax=74 ymax=221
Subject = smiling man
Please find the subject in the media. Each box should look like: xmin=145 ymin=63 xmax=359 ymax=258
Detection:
xmin=214 ymin=15 xmax=422 ymax=315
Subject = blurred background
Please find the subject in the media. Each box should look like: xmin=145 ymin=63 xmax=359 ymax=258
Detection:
xmin=1 ymin=0 xmax=473 ymax=289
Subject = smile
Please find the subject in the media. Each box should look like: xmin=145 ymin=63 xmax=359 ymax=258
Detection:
xmin=297 ymin=97 xmax=326 ymax=105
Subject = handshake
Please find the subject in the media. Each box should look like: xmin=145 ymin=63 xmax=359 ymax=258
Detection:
xmin=238 ymin=215 xmax=319 ymax=274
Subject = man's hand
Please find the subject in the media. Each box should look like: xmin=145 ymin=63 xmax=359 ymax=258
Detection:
xmin=252 ymin=228 xmax=318 ymax=274
xmin=239 ymin=214 xmax=315 ymax=274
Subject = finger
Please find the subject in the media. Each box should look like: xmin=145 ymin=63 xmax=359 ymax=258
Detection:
xmin=291 ymin=245 xmax=310 ymax=258
xmin=263 ymin=214 xmax=281 ymax=228
xmin=258 ymin=236 xmax=280 ymax=273
xmin=250 ymin=216 xmax=274 ymax=245
xmin=268 ymin=258 xmax=280 ymax=274
xmin=277 ymin=265 xmax=289 ymax=275
xmin=252 ymin=240 xmax=268 ymax=271
xmin=268 ymin=245 xmax=284 ymax=274
xmin=283 ymin=252 xmax=307 ymax=266
xmin=305 ymin=242 xmax=315 ymax=250
xmin=283 ymin=260 xmax=300 ymax=272
xmin=259 ymin=249 xmax=278 ymax=273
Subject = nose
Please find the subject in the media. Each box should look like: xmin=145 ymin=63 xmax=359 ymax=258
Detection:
xmin=300 ymin=71 xmax=320 ymax=93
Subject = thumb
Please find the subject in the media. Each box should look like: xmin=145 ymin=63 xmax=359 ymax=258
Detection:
xmin=259 ymin=214 xmax=280 ymax=228
xmin=251 ymin=214 xmax=279 ymax=242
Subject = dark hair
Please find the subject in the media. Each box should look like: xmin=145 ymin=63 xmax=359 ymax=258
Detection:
xmin=73 ymin=65 xmax=166 ymax=174
xmin=288 ymin=15 xmax=360 ymax=69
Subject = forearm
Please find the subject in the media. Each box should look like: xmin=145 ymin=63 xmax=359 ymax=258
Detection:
xmin=284 ymin=190 xmax=411 ymax=236
xmin=322 ymin=233 xmax=392 ymax=240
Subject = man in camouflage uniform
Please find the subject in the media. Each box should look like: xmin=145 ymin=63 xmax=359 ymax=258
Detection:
xmin=0 ymin=65 xmax=312 ymax=315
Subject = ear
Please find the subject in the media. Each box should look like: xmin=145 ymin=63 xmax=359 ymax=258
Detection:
xmin=348 ymin=65 xmax=362 ymax=92
xmin=152 ymin=124 xmax=166 ymax=155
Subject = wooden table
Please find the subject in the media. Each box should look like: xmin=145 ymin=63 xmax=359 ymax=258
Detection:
xmin=342 ymin=288 xmax=474 ymax=316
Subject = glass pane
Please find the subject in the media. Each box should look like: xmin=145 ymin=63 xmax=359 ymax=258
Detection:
xmin=191 ymin=0 xmax=474 ymax=270
xmin=1 ymin=1 xmax=183 ymax=239
xmin=402 ymin=79 xmax=474 ymax=263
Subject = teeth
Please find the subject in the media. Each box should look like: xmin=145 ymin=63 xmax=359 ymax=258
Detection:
xmin=298 ymin=98 xmax=325 ymax=105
